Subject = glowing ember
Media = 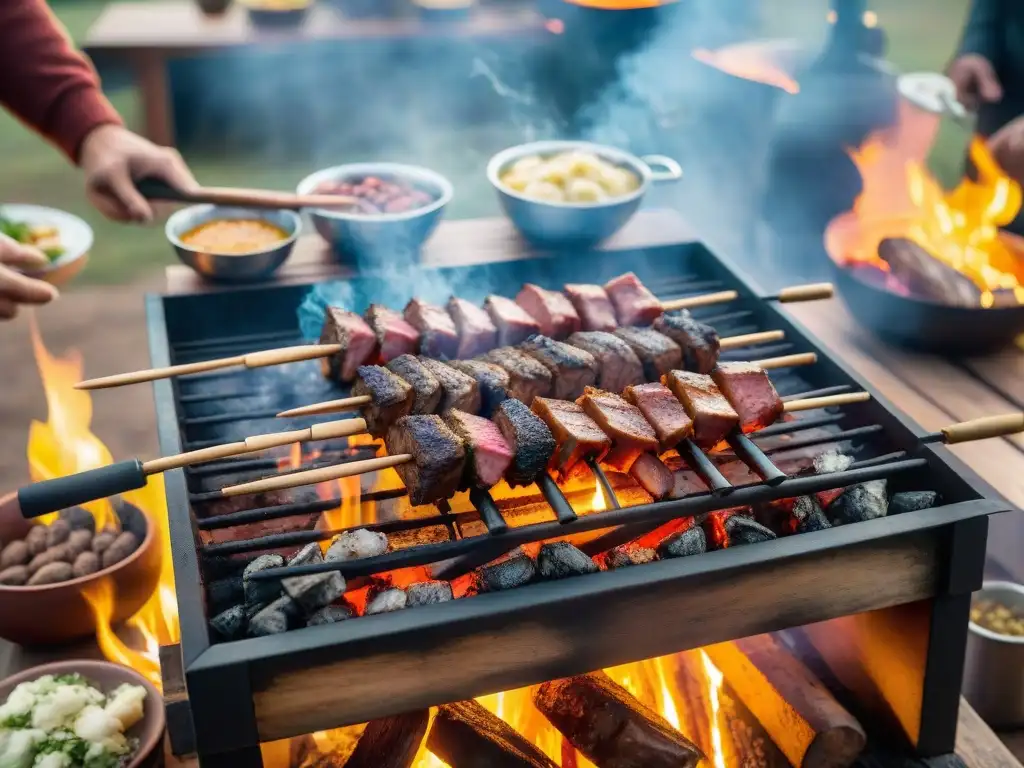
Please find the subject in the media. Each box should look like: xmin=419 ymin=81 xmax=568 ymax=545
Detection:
xmin=700 ymin=651 xmax=728 ymax=768
xmin=692 ymin=40 xmax=801 ymax=95
xmin=826 ymin=101 xmax=1024 ymax=307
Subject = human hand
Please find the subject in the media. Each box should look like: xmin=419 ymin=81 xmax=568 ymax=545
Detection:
xmin=0 ymin=234 xmax=58 ymax=320
xmin=947 ymin=54 xmax=1003 ymax=111
xmin=79 ymin=124 xmax=197 ymax=223
xmin=989 ymin=116 xmax=1024 ymax=182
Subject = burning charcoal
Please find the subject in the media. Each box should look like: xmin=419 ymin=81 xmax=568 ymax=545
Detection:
xmin=725 ymin=515 xmax=777 ymax=546
xmin=0 ymin=566 xmax=28 ymax=586
xmin=207 ymin=576 xmax=244 ymax=614
xmin=604 ymin=272 xmax=663 ymax=326
xmin=25 ymin=525 xmax=47 ymax=557
xmin=320 ymin=308 xmax=378 ymax=382
xmin=537 ymin=542 xmax=599 ymax=580
xmin=59 ymin=506 xmax=96 ymax=533
xmin=306 ymin=603 xmax=354 ymax=626
xmin=209 ymin=605 xmax=247 ymax=641
xmin=449 ymin=360 xmax=510 ymax=418
xmin=387 ymin=354 xmax=443 ymax=415
xmin=478 ymin=554 xmax=536 ymax=592
xmin=387 ymin=415 xmax=467 ymax=506
xmin=494 ymin=398 xmax=556 ymax=487
xmin=326 ymin=528 xmax=388 ymax=562
xmin=72 ymin=551 xmax=100 ymax=577
xmin=28 ymin=561 xmax=74 ymax=585
xmin=889 ymin=491 xmax=939 ymax=515
xmin=429 ymin=699 xmax=560 ymax=768
xmin=656 ymin=526 xmax=707 ymax=559
xmin=45 ymin=519 xmax=70 ymax=548
xmin=406 ymin=580 xmax=454 ymax=606
xmin=653 ymin=311 xmax=720 ymax=374
xmin=91 ymin=529 xmax=116 ymax=556
xmin=245 ymin=601 xmax=269 ymax=622
xmin=114 ymin=500 xmax=148 ymax=541
xmin=283 ymin=568 xmax=346 ymax=613
xmin=565 ymin=283 xmax=617 ymax=332
xmin=606 ymin=545 xmax=658 ymax=569
xmin=248 ymin=596 xmax=300 ymax=637
xmin=828 ymin=481 xmax=888 ymax=525
xmin=288 ymin=542 xmax=323 ymax=568
xmin=67 ymin=529 xmax=92 ymax=558
xmin=516 ymin=283 xmax=581 ymax=339
xmin=792 ymin=496 xmax=832 ymax=533
xmin=101 ymin=531 xmax=140 ymax=569
xmin=365 ymin=588 xmax=408 ymax=615
xmin=353 ymin=365 xmax=414 ymax=438
xmin=243 ymin=554 xmax=285 ymax=605
xmin=0 ymin=540 xmax=29 ymax=569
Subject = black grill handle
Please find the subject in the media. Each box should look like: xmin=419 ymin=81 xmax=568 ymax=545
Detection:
xmin=17 ymin=460 xmax=147 ymax=519
xmin=136 ymin=177 xmax=195 ymax=204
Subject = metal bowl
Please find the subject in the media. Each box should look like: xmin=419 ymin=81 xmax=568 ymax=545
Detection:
xmin=296 ymin=163 xmax=452 ymax=266
xmin=2 ymin=204 xmax=94 ymax=287
xmin=963 ymin=581 xmax=1024 ymax=728
xmin=486 ymin=140 xmax=683 ymax=250
xmin=165 ymin=205 xmax=300 ymax=283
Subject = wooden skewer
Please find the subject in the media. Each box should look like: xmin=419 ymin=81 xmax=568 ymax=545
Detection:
xmin=921 ymin=412 xmax=1024 ymax=445
xmin=660 ymin=282 xmax=834 ymax=312
xmin=220 ymin=453 xmax=413 ymax=497
xmin=277 ymin=336 xmax=804 ymax=419
xmin=783 ymin=391 xmax=871 ymax=413
xmin=74 ymin=344 xmax=343 ymax=391
xmin=136 ymin=177 xmax=367 ymax=211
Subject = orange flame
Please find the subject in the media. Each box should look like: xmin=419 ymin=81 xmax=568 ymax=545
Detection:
xmin=692 ymin=41 xmax=801 ymax=95
xmin=700 ymin=651 xmax=727 ymax=768
xmin=826 ymin=100 xmax=1024 ymax=306
xmin=562 ymin=0 xmax=675 ymax=8
xmin=28 ymin=315 xmax=177 ymax=688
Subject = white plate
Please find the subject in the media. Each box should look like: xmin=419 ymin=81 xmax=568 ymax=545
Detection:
xmin=0 ymin=204 xmax=94 ymax=283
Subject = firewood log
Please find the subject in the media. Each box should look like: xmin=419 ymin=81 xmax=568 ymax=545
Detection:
xmin=427 ymin=699 xmax=559 ymax=768
xmin=346 ymin=710 xmax=430 ymax=768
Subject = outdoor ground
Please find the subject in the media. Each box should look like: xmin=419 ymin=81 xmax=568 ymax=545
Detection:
xmin=0 ymin=0 xmax=974 ymax=493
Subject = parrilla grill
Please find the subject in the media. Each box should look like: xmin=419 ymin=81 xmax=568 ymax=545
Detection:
xmin=145 ymin=243 xmax=1010 ymax=765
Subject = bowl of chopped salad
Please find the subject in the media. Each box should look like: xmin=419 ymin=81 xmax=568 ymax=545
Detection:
xmin=0 ymin=205 xmax=93 ymax=286
xmin=0 ymin=660 xmax=164 ymax=768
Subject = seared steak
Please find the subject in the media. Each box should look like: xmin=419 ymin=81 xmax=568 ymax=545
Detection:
xmin=352 ymin=365 xmax=414 ymax=437
xmin=531 ymin=397 xmax=612 ymax=476
xmin=482 ymin=347 xmax=553 ymax=405
xmin=403 ymin=298 xmax=459 ymax=359
xmin=445 ymin=409 xmax=514 ymax=488
xmin=516 ymin=283 xmax=581 ymax=339
xmin=711 ymin=362 xmax=783 ymax=432
xmin=449 ymin=359 xmax=510 ymax=418
xmin=494 ymin=398 xmax=556 ymax=486
xmin=577 ymin=387 xmax=658 ymax=473
xmin=319 ymin=308 xmax=377 ymax=383
xmin=613 ymin=327 xmax=683 ymax=381
xmin=485 ymin=294 xmax=541 ymax=346
xmin=419 ymin=358 xmax=481 ymax=414
xmin=663 ymin=369 xmax=740 ymax=449
xmin=622 ymin=382 xmax=693 ymax=452
xmin=364 ymin=304 xmax=418 ymax=363
xmin=386 ymin=354 xmax=442 ymax=415
xmin=653 ymin=311 xmax=720 ymax=374
xmin=564 ymin=283 xmax=618 ymax=332
xmin=567 ymin=331 xmax=645 ymax=393
xmin=520 ymin=335 xmax=598 ymax=400
xmin=447 ymin=296 xmax=498 ymax=358
xmin=604 ymin=272 xmax=663 ymax=326
xmin=386 ymin=415 xmax=466 ymax=505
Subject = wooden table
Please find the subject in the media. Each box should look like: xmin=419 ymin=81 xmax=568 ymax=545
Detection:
xmin=84 ymin=0 xmax=546 ymax=146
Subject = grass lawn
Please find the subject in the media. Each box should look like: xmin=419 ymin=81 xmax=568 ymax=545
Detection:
xmin=0 ymin=0 xmax=973 ymax=284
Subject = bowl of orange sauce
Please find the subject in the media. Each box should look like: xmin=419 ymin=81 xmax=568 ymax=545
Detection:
xmin=165 ymin=205 xmax=300 ymax=283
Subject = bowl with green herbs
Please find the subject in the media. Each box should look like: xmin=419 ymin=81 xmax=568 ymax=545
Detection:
xmin=0 ymin=204 xmax=93 ymax=285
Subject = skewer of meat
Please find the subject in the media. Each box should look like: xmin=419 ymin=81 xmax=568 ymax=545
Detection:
xmin=73 ymin=278 xmax=830 ymax=390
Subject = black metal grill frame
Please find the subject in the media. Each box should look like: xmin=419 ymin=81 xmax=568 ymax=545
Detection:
xmin=149 ymin=240 xmax=1007 ymax=765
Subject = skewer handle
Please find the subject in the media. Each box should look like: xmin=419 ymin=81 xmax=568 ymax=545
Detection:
xmin=783 ymin=391 xmax=871 ymax=413
xmin=143 ymin=442 xmax=252 ymax=474
xmin=75 ymin=356 xmax=244 ymax=390
xmin=772 ymin=283 xmax=834 ymax=303
xmin=660 ymin=290 xmax=738 ymax=312
xmin=220 ymin=453 xmax=412 ymax=497
xmin=243 ymin=418 xmax=369 ymax=451
xmin=277 ymin=395 xmax=372 ymax=418
xmin=243 ymin=344 xmax=343 ymax=369
xmin=136 ymin=178 xmax=363 ymax=210
xmin=719 ymin=330 xmax=785 ymax=351
xmin=18 ymin=460 xmax=147 ymax=519
xmin=754 ymin=352 xmax=817 ymax=370
xmin=929 ymin=413 xmax=1024 ymax=445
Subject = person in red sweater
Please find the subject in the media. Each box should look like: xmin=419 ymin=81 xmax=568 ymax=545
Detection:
xmin=0 ymin=0 xmax=196 ymax=320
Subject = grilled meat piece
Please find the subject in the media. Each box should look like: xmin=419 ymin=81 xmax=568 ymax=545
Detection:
xmin=494 ymin=398 xmax=556 ymax=486
xmin=664 ymin=370 xmax=740 ymax=449
xmin=628 ymin=452 xmax=674 ymax=500
xmin=386 ymin=354 xmax=442 ymax=415
xmin=564 ymin=283 xmax=618 ymax=332
xmin=577 ymin=387 xmax=658 ymax=473
xmin=319 ymin=308 xmax=377 ymax=383
xmin=604 ymin=272 xmax=663 ymax=327
xmin=353 ymin=365 xmax=414 ymax=437
xmin=447 ymin=296 xmax=498 ymax=358
xmin=386 ymin=415 xmax=466 ymax=505
xmin=622 ymin=382 xmax=693 ymax=452
xmin=653 ymin=311 xmax=720 ymax=374
xmin=567 ymin=331 xmax=645 ymax=393
xmin=531 ymin=397 xmax=611 ymax=476
xmin=485 ymin=294 xmax=541 ymax=346
xmin=516 ymin=283 xmax=581 ymax=339
xmin=449 ymin=359 xmax=509 ymax=418
xmin=613 ymin=327 xmax=683 ymax=381
xmin=445 ymin=409 xmax=514 ymax=488
xmin=364 ymin=303 xmax=419 ymax=363
xmin=519 ymin=335 xmax=598 ymax=400
xmin=419 ymin=358 xmax=481 ymax=414
xmin=711 ymin=362 xmax=783 ymax=432
xmin=403 ymin=298 xmax=459 ymax=359
xmin=482 ymin=347 xmax=552 ymax=405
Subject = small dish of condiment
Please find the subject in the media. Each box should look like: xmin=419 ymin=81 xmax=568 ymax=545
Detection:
xmin=180 ymin=218 xmax=291 ymax=255
xmin=964 ymin=581 xmax=1024 ymax=728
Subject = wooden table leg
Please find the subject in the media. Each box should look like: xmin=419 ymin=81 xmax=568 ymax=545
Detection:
xmin=135 ymin=51 xmax=174 ymax=147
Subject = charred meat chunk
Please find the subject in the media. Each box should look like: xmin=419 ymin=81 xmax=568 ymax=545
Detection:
xmin=564 ymin=283 xmax=618 ymax=332
xmin=353 ymin=365 xmax=414 ymax=437
xmin=403 ymin=298 xmax=459 ymax=359
xmin=319 ymin=308 xmax=377 ymax=383
xmin=520 ymin=335 xmax=598 ymax=400
xmin=653 ymin=311 xmax=720 ymax=374
xmin=516 ymin=283 xmax=581 ymax=339
xmin=447 ymin=296 xmax=498 ymax=358
xmin=567 ymin=331 xmax=645 ymax=393
xmin=364 ymin=304 xmax=418 ymax=364
xmin=445 ymin=409 xmax=514 ymax=488
xmin=604 ymin=272 xmax=663 ymax=327
xmin=386 ymin=354 xmax=442 ymax=415
xmin=485 ymin=294 xmax=541 ymax=346
xmin=494 ymin=398 xmax=556 ymax=486
xmin=420 ymin=358 xmax=482 ymax=414
xmin=449 ymin=359 xmax=510 ymax=418
xmin=531 ymin=397 xmax=612 ymax=476
xmin=386 ymin=415 xmax=466 ymax=505
xmin=613 ymin=327 xmax=683 ymax=382
xmin=629 ymin=452 xmax=675 ymax=500
xmin=664 ymin=370 xmax=740 ymax=450
xmin=483 ymin=347 xmax=552 ymax=405
xmin=623 ymin=382 xmax=693 ymax=452
xmin=711 ymin=362 xmax=783 ymax=432
xmin=577 ymin=387 xmax=658 ymax=473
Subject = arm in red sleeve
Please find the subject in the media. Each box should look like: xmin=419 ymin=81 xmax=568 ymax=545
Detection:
xmin=0 ymin=0 xmax=124 ymax=163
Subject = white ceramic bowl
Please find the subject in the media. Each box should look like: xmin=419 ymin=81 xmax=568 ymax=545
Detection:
xmin=1 ymin=204 xmax=93 ymax=285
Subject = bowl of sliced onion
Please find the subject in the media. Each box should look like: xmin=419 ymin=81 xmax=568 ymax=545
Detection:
xmin=487 ymin=140 xmax=682 ymax=250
